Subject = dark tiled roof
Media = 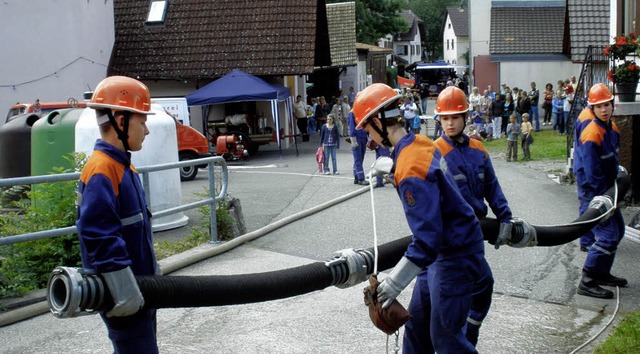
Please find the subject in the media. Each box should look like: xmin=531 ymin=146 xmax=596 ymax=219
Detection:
xmin=490 ymin=5 xmax=565 ymax=55
xmin=109 ymin=0 xmax=330 ymax=79
xmin=568 ymin=0 xmax=610 ymax=61
xmin=326 ymin=2 xmax=357 ymax=68
xmin=397 ymin=10 xmax=423 ymax=41
xmin=446 ymin=6 xmax=469 ymax=36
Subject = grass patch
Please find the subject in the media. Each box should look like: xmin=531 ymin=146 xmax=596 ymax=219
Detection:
xmin=594 ymin=310 xmax=640 ymax=354
xmin=154 ymin=198 xmax=236 ymax=260
xmin=482 ymin=129 xmax=568 ymax=161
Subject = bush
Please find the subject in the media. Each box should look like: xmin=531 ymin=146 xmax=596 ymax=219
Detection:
xmin=0 ymin=154 xmax=85 ymax=299
xmin=154 ymin=196 xmax=237 ymax=260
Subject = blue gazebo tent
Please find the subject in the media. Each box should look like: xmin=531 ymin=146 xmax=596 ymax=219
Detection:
xmin=186 ymin=69 xmax=297 ymax=154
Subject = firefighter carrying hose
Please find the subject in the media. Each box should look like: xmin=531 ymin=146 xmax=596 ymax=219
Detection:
xmin=352 ymin=83 xmax=492 ymax=353
xmin=433 ymin=86 xmax=514 ymax=346
xmin=78 ymin=76 xmax=159 ymax=353
xmin=574 ymin=83 xmax=627 ymax=299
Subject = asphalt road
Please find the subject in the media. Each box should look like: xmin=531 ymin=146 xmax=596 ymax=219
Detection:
xmin=1 ymin=130 xmax=639 ymax=353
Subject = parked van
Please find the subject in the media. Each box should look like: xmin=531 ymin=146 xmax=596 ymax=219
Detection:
xmin=152 ymin=97 xmax=190 ymax=126
xmin=6 ymin=99 xmax=86 ymax=123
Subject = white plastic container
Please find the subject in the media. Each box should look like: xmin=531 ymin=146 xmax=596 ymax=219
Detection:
xmin=75 ymin=104 xmax=188 ymax=231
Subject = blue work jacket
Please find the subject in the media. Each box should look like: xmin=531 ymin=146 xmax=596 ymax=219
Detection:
xmin=392 ymin=132 xmax=485 ymax=268
xmin=77 ymin=140 xmax=157 ymax=276
xmin=574 ymin=118 xmax=620 ymax=203
xmin=434 ymin=134 xmax=512 ymax=223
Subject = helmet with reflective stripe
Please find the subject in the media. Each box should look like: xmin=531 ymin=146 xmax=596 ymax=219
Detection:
xmin=588 ymin=83 xmax=614 ymax=105
xmin=88 ymin=76 xmax=154 ymax=115
xmin=434 ymin=86 xmax=469 ymax=115
xmin=353 ymin=83 xmax=402 ymax=130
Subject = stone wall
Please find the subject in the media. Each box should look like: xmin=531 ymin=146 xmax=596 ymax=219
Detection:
xmin=613 ymin=101 xmax=639 ymax=203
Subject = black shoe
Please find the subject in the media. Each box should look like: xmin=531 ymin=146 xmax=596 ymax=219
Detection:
xmin=577 ymin=282 xmax=614 ymax=299
xmin=358 ymin=180 xmax=370 ymax=186
xmin=354 ymin=178 xmax=360 ymax=185
xmin=595 ymin=274 xmax=628 ymax=287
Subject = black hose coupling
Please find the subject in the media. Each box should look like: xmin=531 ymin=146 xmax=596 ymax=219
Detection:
xmin=508 ymin=217 xmax=537 ymax=248
xmin=325 ymin=248 xmax=374 ymax=288
xmin=47 ymin=266 xmax=107 ymax=319
xmin=588 ymin=195 xmax=614 ymax=220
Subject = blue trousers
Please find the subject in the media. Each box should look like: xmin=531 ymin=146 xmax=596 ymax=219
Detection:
xmin=531 ymin=106 xmax=540 ymax=131
xmin=578 ymin=200 xmax=595 ymax=249
xmin=323 ymin=145 xmax=337 ymax=173
xmin=403 ymin=253 xmax=491 ymax=354
xmin=351 ymin=136 xmax=367 ymax=181
xmin=102 ymin=309 xmax=158 ymax=354
xmin=584 ymin=210 xmax=625 ymax=275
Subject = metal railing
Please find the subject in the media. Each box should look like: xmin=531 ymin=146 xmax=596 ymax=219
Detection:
xmin=568 ymin=45 xmax=638 ymax=166
xmin=0 ymin=156 xmax=228 ymax=246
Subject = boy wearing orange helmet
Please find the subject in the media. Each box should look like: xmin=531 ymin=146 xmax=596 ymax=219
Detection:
xmin=77 ymin=76 xmax=159 ymax=353
xmin=573 ymin=83 xmax=626 ymax=299
xmin=433 ymin=86 xmax=515 ymax=345
xmin=353 ymin=83 xmax=490 ymax=353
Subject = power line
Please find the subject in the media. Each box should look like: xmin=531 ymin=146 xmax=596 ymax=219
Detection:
xmin=0 ymin=56 xmax=108 ymax=88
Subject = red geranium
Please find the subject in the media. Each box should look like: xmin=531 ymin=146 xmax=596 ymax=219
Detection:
xmin=604 ymin=33 xmax=638 ymax=59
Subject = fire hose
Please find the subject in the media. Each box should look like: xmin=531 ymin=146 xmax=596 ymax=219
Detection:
xmin=47 ymin=171 xmax=630 ymax=318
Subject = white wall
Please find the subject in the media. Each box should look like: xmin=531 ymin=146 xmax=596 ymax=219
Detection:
xmin=500 ymin=60 xmax=583 ymax=97
xmin=468 ymin=0 xmax=491 ymax=87
xmin=0 ymin=0 xmax=114 ymax=127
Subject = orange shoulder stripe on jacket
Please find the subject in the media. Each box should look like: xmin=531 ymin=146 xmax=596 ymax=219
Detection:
xmin=578 ymin=108 xmax=595 ymax=123
xmin=394 ymin=136 xmax=435 ymax=184
xmin=580 ymin=122 xmax=605 ymax=145
xmin=79 ymin=150 xmax=126 ymax=196
xmin=433 ymin=138 xmax=453 ymax=157
xmin=469 ymin=139 xmax=489 ymax=158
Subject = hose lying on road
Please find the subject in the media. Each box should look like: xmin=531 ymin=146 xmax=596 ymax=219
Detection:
xmin=47 ymin=171 xmax=630 ymax=318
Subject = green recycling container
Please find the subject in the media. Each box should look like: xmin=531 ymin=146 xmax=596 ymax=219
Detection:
xmin=31 ymin=109 xmax=84 ymax=176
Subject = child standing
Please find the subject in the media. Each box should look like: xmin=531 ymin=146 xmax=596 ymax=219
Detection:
xmin=481 ymin=116 xmax=493 ymax=142
xmin=506 ymin=114 xmax=521 ymax=162
xmin=521 ymin=113 xmax=533 ymax=160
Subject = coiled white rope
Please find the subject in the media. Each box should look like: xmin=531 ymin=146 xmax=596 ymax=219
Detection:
xmin=569 ymin=286 xmax=621 ymax=353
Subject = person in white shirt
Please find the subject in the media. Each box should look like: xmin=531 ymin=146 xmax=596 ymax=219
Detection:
xmin=293 ymin=95 xmax=309 ymax=139
xmin=400 ymin=96 xmax=419 ymax=133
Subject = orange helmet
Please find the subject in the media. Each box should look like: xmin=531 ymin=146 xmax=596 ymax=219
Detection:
xmin=88 ymin=76 xmax=154 ymax=115
xmin=588 ymin=83 xmax=614 ymax=105
xmin=434 ymin=86 xmax=469 ymax=115
xmin=353 ymin=83 xmax=402 ymax=129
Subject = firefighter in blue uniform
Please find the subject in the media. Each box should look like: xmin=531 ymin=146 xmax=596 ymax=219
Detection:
xmin=77 ymin=76 xmax=159 ymax=353
xmin=573 ymin=84 xmax=612 ymax=252
xmin=348 ymin=110 xmax=369 ymax=185
xmin=432 ymin=86 xmax=512 ymax=346
xmin=352 ymin=83 xmax=492 ymax=353
xmin=574 ymin=83 xmax=626 ymax=299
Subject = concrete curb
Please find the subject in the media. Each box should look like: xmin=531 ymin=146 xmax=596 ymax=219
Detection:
xmin=0 ymin=185 xmax=370 ymax=328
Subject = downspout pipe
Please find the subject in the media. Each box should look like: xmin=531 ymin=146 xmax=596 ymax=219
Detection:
xmin=47 ymin=171 xmax=629 ymax=318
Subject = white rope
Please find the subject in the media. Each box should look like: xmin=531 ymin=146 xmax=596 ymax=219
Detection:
xmin=369 ymin=170 xmax=379 ymax=275
xmin=542 ymin=182 xmax=619 ymax=228
xmin=569 ymin=286 xmax=621 ymax=354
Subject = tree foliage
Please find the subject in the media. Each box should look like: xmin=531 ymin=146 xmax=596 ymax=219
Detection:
xmin=407 ymin=0 xmax=459 ymax=60
xmin=328 ymin=0 xmax=408 ymax=45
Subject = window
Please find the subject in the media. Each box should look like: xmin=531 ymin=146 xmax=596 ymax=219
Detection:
xmin=447 ymin=39 xmax=450 ymax=50
xmin=452 ymin=39 xmax=455 ymax=50
xmin=147 ymin=0 xmax=168 ymax=24
xmin=397 ymin=45 xmax=408 ymax=55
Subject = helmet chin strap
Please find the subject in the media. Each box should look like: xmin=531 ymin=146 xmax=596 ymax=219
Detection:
xmin=106 ymin=111 xmax=131 ymax=152
xmin=368 ymin=110 xmax=393 ymax=148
